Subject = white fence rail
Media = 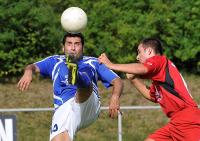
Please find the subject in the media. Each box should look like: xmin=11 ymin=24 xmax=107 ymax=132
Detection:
xmin=0 ymin=106 xmax=161 ymax=141
xmin=0 ymin=106 xmax=161 ymax=112
xmin=0 ymin=105 xmax=199 ymax=141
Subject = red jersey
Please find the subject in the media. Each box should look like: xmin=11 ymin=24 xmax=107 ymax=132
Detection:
xmin=142 ymin=55 xmax=197 ymax=118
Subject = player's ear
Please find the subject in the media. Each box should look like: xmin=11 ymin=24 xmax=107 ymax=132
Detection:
xmin=62 ymin=45 xmax=65 ymax=53
xmin=147 ymin=47 xmax=153 ymax=55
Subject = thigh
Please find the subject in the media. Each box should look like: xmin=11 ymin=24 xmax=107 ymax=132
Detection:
xmin=184 ymin=126 xmax=200 ymax=141
xmin=148 ymin=123 xmax=174 ymax=141
xmin=50 ymin=99 xmax=77 ymax=141
xmin=73 ymin=90 xmax=101 ymax=129
xmin=171 ymin=108 xmax=200 ymax=141
xmin=171 ymin=121 xmax=200 ymax=141
xmin=76 ymin=84 xmax=93 ymax=103
xmin=50 ymin=90 xmax=101 ymax=141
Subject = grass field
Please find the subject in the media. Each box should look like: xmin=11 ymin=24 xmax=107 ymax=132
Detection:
xmin=0 ymin=73 xmax=199 ymax=141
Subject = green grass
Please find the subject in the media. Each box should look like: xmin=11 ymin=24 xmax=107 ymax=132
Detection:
xmin=0 ymin=74 xmax=200 ymax=141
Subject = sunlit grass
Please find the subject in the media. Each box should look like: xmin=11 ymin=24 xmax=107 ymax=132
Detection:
xmin=0 ymin=74 xmax=199 ymax=141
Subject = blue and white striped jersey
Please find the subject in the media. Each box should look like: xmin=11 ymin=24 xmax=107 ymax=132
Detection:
xmin=35 ymin=55 xmax=119 ymax=109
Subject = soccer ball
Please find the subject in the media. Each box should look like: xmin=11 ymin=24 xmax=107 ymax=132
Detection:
xmin=61 ymin=7 xmax=87 ymax=33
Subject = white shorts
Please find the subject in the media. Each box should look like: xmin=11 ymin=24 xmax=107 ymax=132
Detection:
xmin=49 ymin=91 xmax=101 ymax=141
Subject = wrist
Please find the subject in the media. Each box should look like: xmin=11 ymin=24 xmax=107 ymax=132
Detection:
xmin=24 ymin=69 xmax=33 ymax=75
xmin=111 ymin=94 xmax=120 ymax=99
xmin=130 ymin=77 xmax=138 ymax=84
xmin=128 ymin=76 xmax=135 ymax=80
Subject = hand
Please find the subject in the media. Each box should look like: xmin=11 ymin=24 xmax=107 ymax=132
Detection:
xmin=98 ymin=53 xmax=113 ymax=68
xmin=126 ymin=73 xmax=136 ymax=80
xmin=108 ymin=95 xmax=120 ymax=119
xmin=17 ymin=71 xmax=32 ymax=91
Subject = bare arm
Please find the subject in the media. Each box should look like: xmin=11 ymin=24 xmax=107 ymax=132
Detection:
xmin=98 ymin=53 xmax=148 ymax=74
xmin=126 ymin=74 xmax=151 ymax=101
xmin=109 ymin=77 xmax=123 ymax=119
xmin=17 ymin=64 xmax=40 ymax=91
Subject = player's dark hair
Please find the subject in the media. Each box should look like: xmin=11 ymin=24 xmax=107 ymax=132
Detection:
xmin=62 ymin=32 xmax=84 ymax=46
xmin=140 ymin=38 xmax=163 ymax=55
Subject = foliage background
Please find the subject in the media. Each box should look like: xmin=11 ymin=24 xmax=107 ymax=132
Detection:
xmin=0 ymin=0 xmax=200 ymax=78
xmin=1 ymin=1 xmax=200 ymax=140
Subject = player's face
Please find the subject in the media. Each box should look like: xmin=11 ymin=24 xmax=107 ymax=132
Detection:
xmin=136 ymin=44 xmax=151 ymax=63
xmin=64 ymin=37 xmax=83 ymax=60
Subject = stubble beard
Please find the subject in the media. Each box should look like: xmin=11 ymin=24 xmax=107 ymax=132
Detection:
xmin=67 ymin=53 xmax=83 ymax=63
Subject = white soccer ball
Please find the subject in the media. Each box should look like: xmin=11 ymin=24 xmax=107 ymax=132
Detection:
xmin=61 ymin=7 xmax=87 ymax=33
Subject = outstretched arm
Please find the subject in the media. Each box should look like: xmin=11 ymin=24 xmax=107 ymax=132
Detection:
xmin=109 ymin=77 xmax=123 ymax=119
xmin=98 ymin=53 xmax=148 ymax=75
xmin=126 ymin=73 xmax=152 ymax=101
xmin=17 ymin=64 xmax=40 ymax=91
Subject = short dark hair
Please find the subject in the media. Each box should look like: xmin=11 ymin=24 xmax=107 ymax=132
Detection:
xmin=140 ymin=38 xmax=163 ymax=55
xmin=62 ymin=32 xmax=84 ymax=46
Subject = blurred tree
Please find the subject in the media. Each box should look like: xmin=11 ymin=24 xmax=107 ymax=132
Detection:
xmin=0 ymin=0 xmax=63 ymax=77
xmin=0 ymin=0 xmax=200 ymax=78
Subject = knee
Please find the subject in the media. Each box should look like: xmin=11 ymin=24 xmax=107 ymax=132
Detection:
xmin=144 ymin=138 xmax=155 ymax=141
xmin=51 ymin=131 xmax=71 ymax=141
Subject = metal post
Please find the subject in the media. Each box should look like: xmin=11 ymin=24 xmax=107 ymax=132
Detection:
xmin=118 ymin=111 xmax=122 ymax=141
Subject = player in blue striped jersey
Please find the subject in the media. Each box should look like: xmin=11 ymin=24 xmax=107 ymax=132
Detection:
xmin=17 ymin=32 xmax=123 ymax=141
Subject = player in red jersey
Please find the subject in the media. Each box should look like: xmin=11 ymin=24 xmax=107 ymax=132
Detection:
xmin=98 ymin=38 xmax=200 ymax=141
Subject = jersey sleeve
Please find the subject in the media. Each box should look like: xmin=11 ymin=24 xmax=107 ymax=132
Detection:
xmin=97 ymin=63 xmax=119 ymax=88
xmin=34 ymin=56 xmax=54 ymax=77
xmin=142 ymin=56 xmax=166 ymax=80
xmin=143 ymin=56 xmax=160 ymax=74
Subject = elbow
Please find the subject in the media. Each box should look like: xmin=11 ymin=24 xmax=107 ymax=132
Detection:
xmin=115 ymin=77 xmax=123 ymax=84
xmin=113 ymin=77 xmax=124 ymax=91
